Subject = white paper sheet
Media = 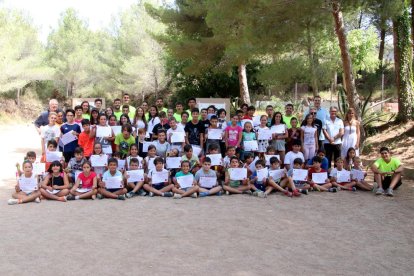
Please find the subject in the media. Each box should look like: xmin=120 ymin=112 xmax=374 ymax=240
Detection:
xmin=243 ymin=140 xmax=258 ymax=151
xmin=292 ymin=169 xmax=308 ymax=181
xmin=76 ymin=188 xmax=92 ymax=193
xmin=265 ymin=155 xmax=280 ymax=166
xmin=337 ymin=170 xmax=351 ymax=183
xmin=74 ymin=170 xmax=82 ymax=181
xmin=105 ymin=176 xmax=123 ymax=189
xmin=269 ymin=169 xmax=284 ymax=181
xmin=271 ymin=124 xmax=286 ymax=134
xmin=151 ymin=171 xmax=169 ymax=184
xmin=256 ymin=168 xmax=269 ymax=180
xmin=192 ymin=145 xmax=202 ymax=157
xmin=32 ymin=162 xmax=45 ymax=175
xmin=207 ymin=128 xmax=223 ymax=140
xmin=166 ymin=157 xmax=182 ymax=169
xmin=60 ymin=131 xmax=77 ymax=145
xmin=206 ymin=154 xmax=222 ymax=166
xmin=249 ymin=156 xmax=260 ymax=173
xmin=90 ymin=154 xmax=108 ymax=167
xmin=111 ymin=126 xmax=122 ymax=136
xmin=241 ymin=119 xmax=254 ymax=128
xmin=312 ymin=172 xmax=328 ymax=184
xmin=171 ymin=132 xmax=185 ymax=143
xmin=126 ymin=169 xmax=145 ymax=182
xmin=252 ymin=116 xmax=261 ymax=127
xmin=177 ymin=174 xmax=194 ymax=189
xmin=45 ymin=151 xmax=63 ymax=162
xmin=257 ymin=129 xmax=272 ymax=140
xmin=199 ymin=176 xmax=217 ymax=188
xmin=351 ymin=169 xmax=365 ymax=181
xmin=143 ymin=142 xmax=155 ymax=153
xmin=229 ymin=168 xmax=247 ymax=181
xmin=19 ymin=177 xmax=38 ymax=192
xmin=46 ymin=189 xmax=60 ymax=195
xmin=96 ymin=126 xmax=112 ymax=138
xmin=117 ymin=159 xmax=126 ymax=171
xmin=147 ymin=157 xmax=156 ymax=172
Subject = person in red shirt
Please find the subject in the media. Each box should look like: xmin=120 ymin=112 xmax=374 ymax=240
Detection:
xmin=242 ymin=105 xmax=256 ymax=120
xmin=67 ymin=161 xmax=97 ymax=200
xmin=307 ymin=156 xmax=333 ymax=192
xmin=78 ymin=119 xmax=94 ymax=158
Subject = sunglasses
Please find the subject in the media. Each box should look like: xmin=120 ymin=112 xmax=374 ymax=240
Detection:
xmin=310 ymin=112 xmax=316 ymax=115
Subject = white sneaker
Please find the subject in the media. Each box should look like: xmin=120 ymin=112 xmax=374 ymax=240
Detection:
xmin=376 ymin=187 xmax=384 ymax=195
xmin=35 ymin=197 xmax=41 ymax=203
xmin=173 ymin=193 xmax=182 ymax=199
xmin=372 ymin=182 xmax=378 ymax=193
xmin=8 ymin=199 xmax=19 ymax=205
xmin=386 ymin=188 xmax=394 ymax=197
xmin=191 ymin=192 xmax=198 ymax=198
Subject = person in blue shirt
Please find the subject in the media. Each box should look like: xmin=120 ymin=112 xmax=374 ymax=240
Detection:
xmin=306 ymin=149 xmax=329 ymax=170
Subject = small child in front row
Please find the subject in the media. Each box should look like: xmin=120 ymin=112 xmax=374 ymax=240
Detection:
xmin=351 ymin=157 xmax=373 ymax=191
xmin=223 ymin=156 xmax=251 ymax=195
xmin=16 ymin=151 xmax=37 ymax=177
xmin=305 ymin=156 xmax=332 ymax=192
xmin=126 ymin=144 xmax=144 ymax=171
xmin=67 ymin=161 xmax=97 ymax=200
xmin=248 ymin=160 xmax=271 ymax=198
xmin=268 ymin=157 xmax=301 ymax=196
xmin=91 ymin=143 xmax=107 ymax=179
xmin=98 ymin=158 xmax=127 ymax=200
xmin=8 ymin=161 xmax=41 ymax=205
xmin=195 ymin=157 xmax=223 ymax=197
xmin=223 ymin=146 xmax=237 ymax=168
xmin=40 ymin=161 xmax=70 ymax=202
xmin=181 ymin=144 xmax=200 ymax=174
xmin=144 ymin=145 xmax=159 ymax=173
xmin=143 ymin=157 xmax=174 ymax=197
xmin=329 ymin=157 xmax=356 ymax=191
xmin=125 ymin=157 xmax=147 ymax=198
xmin=172 ymin=160 xmax=199 ymax=199
xmin=65 ymin=147 xmax=86 ymax=184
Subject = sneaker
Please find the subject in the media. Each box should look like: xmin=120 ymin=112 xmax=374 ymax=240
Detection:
xmin=163 ymin=192 xmax=173 ymax=197
xmin=386 ymin=188 xmax=394 ymax=197
xmin=138 ymin=189 xmax=147 ymax=196
xmin=97 ymin=194 xmax=104 ymax=200
xmin=191 ymin=192 xmax=198 ymax=198
xmin=216 ymin=191 xmax=222 ymax=196
xmin=148 ymin=192 xmax=154 ymax=197
xmin=350 ymin=187 xmax=357 ymax=192
xmin=328 ymin=188 xmax=337 ymax=193
xmin=225 ymin=191 xmax=230 ymax=195
xmin=292 ymin=190 xmax=301 ymax=197
xmin=300 ymin=189 xmax=309 ymax=195
xmin=8 ymin=199 xmax=19 ymax=205
xmin=376 ymin=187 xmax=384 ymax=195
xmin=173 ymin=193 xmax=182 ymax=199
xmin=117 ymin=195 xmax=126 ymax=200
xmin=336 ymin=186 xmax=341 ymax=191
xmin=66 ymin=195 xmax=76 ymax=200
xmin=126 ymin=192 xmax=135 ymax=198
xmin=372 ymin=182 xmax=378 ymax=193
xmin=35 ymin=197 xmax=41 ymax=203
xmin=257 ymin=191 xmax=267 ymax=198
xmin=91 ymin=195 xmax=96 ymax=200
xmin=199 ymin=191 xmax=209 ymax=197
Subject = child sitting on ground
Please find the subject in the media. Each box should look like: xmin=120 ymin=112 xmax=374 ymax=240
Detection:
xmin=172 ymin=160 xmax=199 ymax=199
xmin=195 ymin=157 xmax=223 ymax=197
xmin=351 ymin=157 xmax=373 ymax=191
xmin=223 ymin=156 xmax=252 ymax=195
xmin=125 ymin=157 xmax=147 ymax=198
xmin=143 ymin=157 xmax=174 ymax=197
xmin=330 ymin=157 xmax=357 ymax=191
xmin=67 ymin=161 xmax=98 ymax=200
xmin=8 ymin=161 xmax=41 ymax=205
xmin=98 ymin=158 xmax=127 ymax=200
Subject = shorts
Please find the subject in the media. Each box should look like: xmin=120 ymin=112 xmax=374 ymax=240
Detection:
xmin=382 ymin=176 xmax=402 ymax=190
xmin=180 ymin=187 xmax=192 ymax=192
xmin=229 ymin=180 xmax=241 ymax=188
xmin=254 ymin=182 xmax=266 ymax=192
xmin=22 ymin=190 xmax=36 ymax=196
xmin=272 ymin=140 xmax=286 ymax=151
xmin=152 ymin=183 xmax=164 ymax=190
xmin=106 ymin=188 xmax=122 ymax=193
xmin=294 ymin=182 xmax=307 ymax=188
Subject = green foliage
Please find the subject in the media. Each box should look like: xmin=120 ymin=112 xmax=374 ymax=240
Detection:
xmin=347 ymin=27 xmax=379 ymax=75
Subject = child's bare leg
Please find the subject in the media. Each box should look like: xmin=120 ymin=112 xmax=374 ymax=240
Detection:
xmin=99 ymin=188 xmax=118 ymax=199
xmin=160 ymin=184 xmax=174 ymax=193
xmin=341 ymin=182 xmax=356 ymax=190
xmin=265 ymin=186 xmax=274 ymax=195
xmin=278 ymin=151 xmax=285 ymax=165
xmin=12 ymin=191 xmax=40 ymax=203
xmin=267 ymin=179 xmax=287 ymax=192
xmin=318 ymin=183 xmax=331 ymax=191
xmin=237 ymin=185 xmax=251 ymax=192
xmin=72 ymin=189 xmax=97 ymax=199
xmin=131 ymin=181 xmax=145 ymax=193
xmin=180 ymin=186 xmax=199 ymax=197
xmin=356 ymin=180 xmax=372 ymax=191
xmin=223 ymin=185 xmax=243 ymax=194
xmin=279 ymin=178 xmax=289 ymax=188
xmin=40 ymin=189 xmax=66 ymax=201
xmin=143 ymin=184 xmax=163 ymax=196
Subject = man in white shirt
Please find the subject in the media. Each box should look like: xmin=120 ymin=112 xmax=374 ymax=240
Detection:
xmin=322 ymin=107 xmax=344 ymax=168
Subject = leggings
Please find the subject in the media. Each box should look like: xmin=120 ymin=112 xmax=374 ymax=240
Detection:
xmin=303 ymin=144 xmax=316 ymax=161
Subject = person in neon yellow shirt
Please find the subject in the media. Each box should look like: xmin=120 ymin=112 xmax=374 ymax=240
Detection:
xmin=122 ymin=93 xmax=136 ymax=119
xmin=156 ymin=97 xmax=168 ymax=114
xmin=113 ymin=98 xmax=122 ymax=120
xmin=371 ymin=147 xmax=403 ymax=197
xmin=173 ymin=102 xmax=184 ymax=122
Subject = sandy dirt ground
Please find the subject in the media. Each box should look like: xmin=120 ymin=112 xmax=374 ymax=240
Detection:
xmin=0 ymin=124 xmax=413 ymax=276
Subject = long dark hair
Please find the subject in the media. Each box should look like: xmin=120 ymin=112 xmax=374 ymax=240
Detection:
xmin=271 ymin=112 xmax=285 ymax=126
xmin=301 ymin=114 xmax=315 ymax=127
xmin=148 ymin=105 xmax=159 ymax=123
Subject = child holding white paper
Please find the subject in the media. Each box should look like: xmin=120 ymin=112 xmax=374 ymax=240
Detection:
xmin=223 ymin=146 xmax=236 ymax=169
xmin=181 ymin=144 xmax=200 ymax=174
xmin=60 ymin=108 xmax=81 ymax=163
xmin=67 ymin=161 xmax=97 ymax=200
xmin=125 ymin=158 xmax=146 ymax=198
xmin=167 ymin=117 xmax=185 ymax=154
xmin=223 ymin=156 xmax=251 ymax=195
xmin=196 ymin=157 xmax=223 ymax=197
xmin=144 ymin=145 xmax=159 ymax=173
xmin=126 ymin=144 xmax=144 ymax=171
xmin=255 ymin=115 xmax=270 ymax=155
xmin=135 ymin=128 xmax=148 ymax=158
xmin=152 ymin=130 xmax=171 ymax=158
xmin=172 ymin=160 xmax=199 ymax=198
xmin=40 ymin=112 xmax=60 ymax=162
xmin=248 ymin=160 xmax=269 ymax=198
xmin=143 ymin=157 xmax=174 ymax=197
xmin=305 ymin=156 xmax=332 ymax=192
xmin=241 ymin=121 xmax=257 ymax=161
xmin=98 ymin=158 xmax=127 ymax=200
xmin=16 ymin=151 xmax=37 ymax=177
xmin=91 ymin=114 xmax=115 ymax=155
xmin=8 ymin=161 xmax=41 ymax=205
xmin=44 ymin=140 xmax=64 ymax=172
xmin=204 ymin=144 xmax=225 ymax=182
xmin=205 ymin=115 xmax=223 ymax=154
xmin=270 ymin=112 xmax=288 ymax=165
xmin=351 ymin=157 xmax=373 ymax=191
xmin=267 ymin=157 xmax=299 ymax=196
xmin=330 ymin=157 xmax=356 ymax=191
xmin=65 ymin=147 xmax=86 ymax=184
xmin=91 ymin=143 xmax=107 ymax=179
xmin=40 ymin=161 xmax=70 ymax=202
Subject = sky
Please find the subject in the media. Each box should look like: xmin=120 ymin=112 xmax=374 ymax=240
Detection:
xmin=1 ymin=0 xmax=140 ymax=42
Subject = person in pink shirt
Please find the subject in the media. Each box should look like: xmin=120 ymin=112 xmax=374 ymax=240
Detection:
xmin=225 ymin=114 xmax=243 ymax=156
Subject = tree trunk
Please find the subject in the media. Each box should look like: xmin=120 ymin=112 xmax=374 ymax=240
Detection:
xmin=16 ymin=88 xmax=21 ymax=106
xmin=378 ymin=27 xmax=386 ymax=70
xmin=238 ymin=64 xmax=251 ymax=105
xmin=332 ymin=1 xmax=360 ymax=117
xmin=393 ymin=8 xmax=414 ymax=122
xmin=153 ymin=68 xmax=159 ymax=99
xmin=306 ymin=24 xmax=319 ymax=95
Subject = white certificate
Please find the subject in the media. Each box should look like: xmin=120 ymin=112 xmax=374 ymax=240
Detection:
xmin=19 ymin=177 xmax=38 ymax=192
xmin=105 ymin=176 xmax=123 ymax=189
xmin=46 ymin=151 xmax=62 ymax=162
xmin=166 ymin=157 xmax=181 ymax=169
xmin=143 ymin=142 xmax=155 ymax=153
xmin=337 ymin=170 xmax=351 ymax=183
xmin=33 ymin=162 xmax=46 ymax=175
xmin=351 ymin=169 xmax=365 ymax=181
xmin=192 ymin=145 xmax=202 ymax=157
xmin=207 ymin=128 xmax=223 ymax=140
xmin=243 ymin=140 xmax=258 ymax=151
xmin=76 ymin=188 xmax=92 ymax=193
xmin=177 ymin=174 xmax=194 ymax=189
xmin=127 ymin=169 xmax=145 ymax=182
xmin=147 ymin=157 xmax=156 ymax=172
xmin=312 ymin=172 xmax=328 ymax=184
xmin=117 ymin=159 xmax=126 ymax=171
xmin=74 ymin=170 xmax=82 ymax=181
xmin=257 ymin=129 xmax=272 ymax=140
xmin=171 ymin=132 xmax=185 ymax=143
xmin=111 ymin=126 xmax=122 ymax=136
xmin=199 ymin=176 xmax=217 ymax=188
xmin=249 ymin=156 xmax=260 ymax=173
xmin=206 ymin=154 xmax=222 ymax=166
xmin=241 ymin=119 xmax=253 ymax=128
xmin=60 ymin=131 xmax=77 ymax=145
xmin=256 ymin=168 xmax=269 ymax=180
xmin=269 ymin=169 xmax=284 ymax=180
xmin=90 ymin=154 xmax=108 ymax=167
xmin=151 ymin=171 xmax=169 ymax=183
xmin=292 ymin=169 xmax=308 ymax=181
xmin=271 ymin=124 xmax=286 ymax=134
xmin=229 ymin=168 xmax=247 ymax=181
xmin=96 ymin=126 xmax=112 ymax=138
xmin=252 ymin=116 xmax=261 ymax=127
xmin=265 ymin=155 xmax=280 ymax=166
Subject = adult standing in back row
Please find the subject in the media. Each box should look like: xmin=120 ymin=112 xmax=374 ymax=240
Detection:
xmin=323 ymin=107 xmax=344 ymax=168
xmin=34 ymin=99 xmax=64 ymax=134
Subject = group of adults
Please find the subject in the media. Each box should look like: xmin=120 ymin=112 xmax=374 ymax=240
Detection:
xmin=34 ymin=94 xmax=404 ymax=194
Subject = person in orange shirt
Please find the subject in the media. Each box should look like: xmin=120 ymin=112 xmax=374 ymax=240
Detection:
xmin=78 ymin=119 xmax=94 ymax=158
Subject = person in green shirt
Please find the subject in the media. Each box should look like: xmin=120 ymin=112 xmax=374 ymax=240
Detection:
xmin=371 ymin=147 xmax=403 ymax=197
xmin=155 ymin=97 xmax=168 ymax=114
xmin=122 ymin=93 xmax=136 ymax=119
xmin=115 ymin=124 xmax=136 ymax=159
xmin=284 ymin=103 xmax=296 ymax=129
xmin=173 ymin=102 xmax=184 ymax=122
xmin=113 ymin=98 xmax=122 ymax=121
